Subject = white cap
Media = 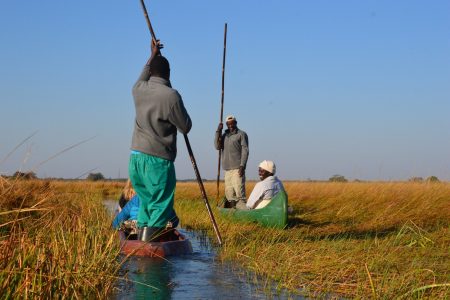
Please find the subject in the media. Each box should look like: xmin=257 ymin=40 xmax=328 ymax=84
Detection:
xmin=226 ymin=115 xmax=236 ymax=122
xmin=259 ymin=160 xmax=276 ymax=175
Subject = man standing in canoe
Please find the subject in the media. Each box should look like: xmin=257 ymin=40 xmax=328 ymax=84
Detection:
xmin=129 ymin=40 xmax=192 ymax=242
xmin=215 ymin=115 xmax=249 ymax=207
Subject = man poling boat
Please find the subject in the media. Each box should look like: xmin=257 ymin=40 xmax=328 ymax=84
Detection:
xmin=126 ymin=0 xmax=222 ymax=246
xmin=214 ymin=24 xmax=250 ymax=209
xmin=215 ymin=115 xmax=249 ymax=208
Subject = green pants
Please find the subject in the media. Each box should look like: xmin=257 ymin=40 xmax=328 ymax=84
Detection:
xmin=129 ymin=153 xmax=178 ymax=228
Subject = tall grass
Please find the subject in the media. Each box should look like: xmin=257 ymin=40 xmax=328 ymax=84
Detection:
xmin=2 ymin=179 xmax=447 ymax=298
xmin=0 ymin=178 xmax=123 ymax=298
xmin=175 ymin=181 xmax=450 ymax=298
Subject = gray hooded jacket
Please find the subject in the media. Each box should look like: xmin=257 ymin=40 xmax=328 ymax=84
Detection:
xmin=214 ymin=128 xmax=249 ymax=170
xmin=131 ymin=66 xmax=192 ymax=161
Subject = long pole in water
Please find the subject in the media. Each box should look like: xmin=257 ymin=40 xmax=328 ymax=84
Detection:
xmin=216 ymin=23 xmax=227 ymax=202
xmin=139 ymin=0 xmax=223 ymax=245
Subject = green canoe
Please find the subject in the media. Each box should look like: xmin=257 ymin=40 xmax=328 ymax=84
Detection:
xmin=218 ymin=191 xmax=288 ymax=229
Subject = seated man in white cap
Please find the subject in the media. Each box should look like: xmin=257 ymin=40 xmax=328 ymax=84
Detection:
xmin=236 ymin=160 xmax=285 ymax=210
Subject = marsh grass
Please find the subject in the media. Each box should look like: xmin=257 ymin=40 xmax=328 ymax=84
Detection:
xmin=175 ymin=181 xmax=450 ymax=298
xmin=0 ymin=178 xmax=124 ymax=298
xmin=2 ymin=179 xmax=447 ymax=298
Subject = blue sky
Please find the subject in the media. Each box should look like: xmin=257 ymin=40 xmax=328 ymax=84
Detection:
xmin=1 ymin=0 xmax=449 ymax=181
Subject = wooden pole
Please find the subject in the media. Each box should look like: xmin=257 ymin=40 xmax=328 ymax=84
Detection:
xmin=184 ymin=135 xmax=223 ymax=245
xmin=139 ymin=0 xmax=157 ymax=43
xmin=216 ymin=23 xmax=227 ymax=202
xmin=139 ymin=0 xmax=223 ymax=245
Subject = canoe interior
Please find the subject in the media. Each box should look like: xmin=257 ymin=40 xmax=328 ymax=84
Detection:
xmin=219 ymin=190 xmax=288 ymax=229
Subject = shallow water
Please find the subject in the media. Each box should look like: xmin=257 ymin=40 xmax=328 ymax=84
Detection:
xmin=105 ymin=200 xmax=304 ymax=299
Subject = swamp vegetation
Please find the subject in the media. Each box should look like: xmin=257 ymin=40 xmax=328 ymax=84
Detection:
xmin=176 ymin=181 xmax=450 ymax=299
xmin=0 ymin=179 xmax=123 ymax=298
xmin=1 ymin=178 xmax=448 ymax=298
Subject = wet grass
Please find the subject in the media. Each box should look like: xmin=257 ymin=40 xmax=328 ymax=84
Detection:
xmin=175 ymin=181 xmax=450 ymax=298
xmin=0 ymin=178 xmax=124 ymax=299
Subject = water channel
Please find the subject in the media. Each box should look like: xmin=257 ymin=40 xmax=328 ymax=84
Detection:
xmin=105 ymin=199 xmax=304 ymax=299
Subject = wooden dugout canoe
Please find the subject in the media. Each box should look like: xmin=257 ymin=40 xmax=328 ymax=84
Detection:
xmin=118 ymin=229 xmax=193 ymax=258
xmin=218 ymin=191 xmax=288 ymax=229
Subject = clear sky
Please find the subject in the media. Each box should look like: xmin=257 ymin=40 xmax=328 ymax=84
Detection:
xmin=1 ymin=0 xmax=449 ymax=181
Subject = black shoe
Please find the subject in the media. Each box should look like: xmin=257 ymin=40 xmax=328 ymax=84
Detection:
xmin=138 ymin=227 xmax=163 ymax=242
xmin=223 ymin=200 xmax=237 ymax=208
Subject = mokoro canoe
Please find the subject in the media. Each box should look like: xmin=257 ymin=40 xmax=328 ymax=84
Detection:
xmin=218 ymin=190 xmax=288 ymax=229
xmin=118 ymin=229 xmax=193 ymax=258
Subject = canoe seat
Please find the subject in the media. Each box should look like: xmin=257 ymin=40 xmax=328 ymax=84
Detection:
xmin=255 ymin=199 xmax=271 ymax=209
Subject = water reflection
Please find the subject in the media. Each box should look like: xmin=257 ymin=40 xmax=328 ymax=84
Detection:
xmin=116 ymin=257 xmax=174 ymax=299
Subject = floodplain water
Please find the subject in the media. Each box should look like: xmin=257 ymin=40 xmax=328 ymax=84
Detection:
xmin=105 ymin=199 xmax=304 ymax=300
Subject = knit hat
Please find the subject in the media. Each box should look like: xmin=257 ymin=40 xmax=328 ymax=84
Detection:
xmin=226 ymin=115 xmax=236 ymax=122
xmin=259 ymin=160 xmax=276 ymax=175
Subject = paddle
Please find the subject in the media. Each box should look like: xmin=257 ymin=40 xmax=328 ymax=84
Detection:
xmin=138 ymin=0 xmax=223 ymax=245
xmin=216 ymin=23 xmax=227 ymax=203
